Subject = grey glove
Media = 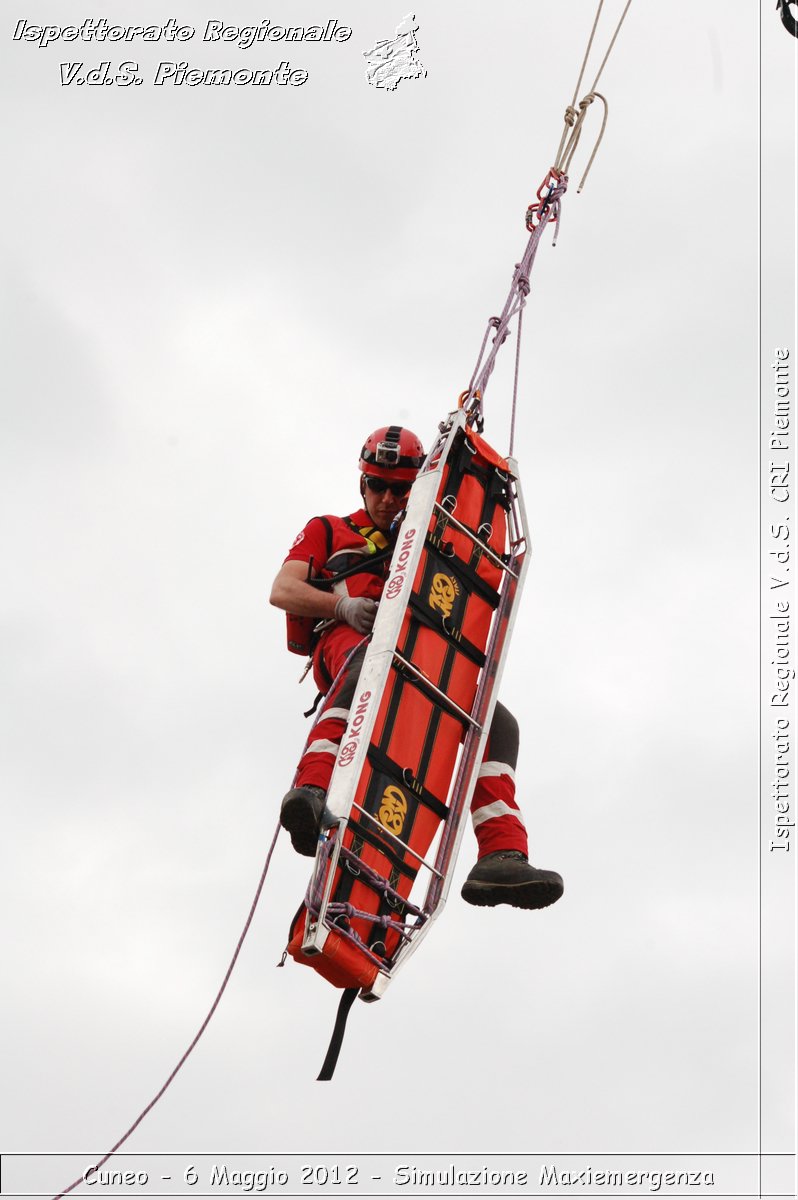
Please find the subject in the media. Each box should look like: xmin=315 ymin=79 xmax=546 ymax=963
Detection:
xmin=334 ymin=595 xmax=378 ymax=634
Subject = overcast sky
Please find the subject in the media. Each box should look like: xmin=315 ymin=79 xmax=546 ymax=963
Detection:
xmin=1 ymin=0 xmax=792 ymax=1190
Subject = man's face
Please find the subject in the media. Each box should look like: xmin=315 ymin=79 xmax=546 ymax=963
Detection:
xmin=362 ymin=475 xmax=412 ymax=532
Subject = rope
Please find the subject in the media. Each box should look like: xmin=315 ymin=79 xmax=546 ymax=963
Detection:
xmin=587 ymin=0 xmax=633 ymax=94
xmin=553 ymin=0 xmax=633 ymax=191
xmin=556 ymin=91 xmax=609 ymax=191
xmin=462 ymin=173 xmax=567 ymax=431
xmin=52 ymin=821 xmax=282 ymax=1200
xmin=462 ymin=2 xmax=633 ymax=436
xmin=553 ymin=0 xmax=604 ymax=166
xmin=509 ymin=302 xmax=524 ymax=459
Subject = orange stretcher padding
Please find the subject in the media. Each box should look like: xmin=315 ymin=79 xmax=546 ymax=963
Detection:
xmin=287 ymin=426 xmax=511 ymax=989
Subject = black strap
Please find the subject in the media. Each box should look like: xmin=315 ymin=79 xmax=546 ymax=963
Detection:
xmin=309 ymin=546 xmax=393 ymax=591
xmin=317 ymin=987 xmax=358 ymax=1081
xmin=317 ymin=516 xmax=334 ymax=562
xmin=366 ymin=746 xmax=450 ymax=822
xmin=303 ymin=691 xmax=324 ymax=718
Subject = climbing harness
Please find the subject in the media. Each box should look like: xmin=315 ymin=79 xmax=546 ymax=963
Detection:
xmin=285 ymin=518 xmax=392 ymax=658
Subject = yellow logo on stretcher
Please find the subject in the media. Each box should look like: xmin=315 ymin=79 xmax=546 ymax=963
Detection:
xmin=378 ymin=785 xmax=408 ymax=835
xmin=428 ymin=572 xmax=459 ymax=619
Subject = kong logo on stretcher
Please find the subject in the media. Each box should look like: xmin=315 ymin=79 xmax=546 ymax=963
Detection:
xmin=384 ymin=527 xmax=417 ymax=601
xmin=337 ymin=689 xmax=372 ymax=768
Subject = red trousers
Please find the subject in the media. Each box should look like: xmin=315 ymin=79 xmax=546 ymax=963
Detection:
xmin=295 ymin=625 xmax=528 ymax=859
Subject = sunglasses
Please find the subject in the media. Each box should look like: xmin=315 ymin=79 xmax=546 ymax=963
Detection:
xmin=364 ymin=477 xmax=411 ymax=498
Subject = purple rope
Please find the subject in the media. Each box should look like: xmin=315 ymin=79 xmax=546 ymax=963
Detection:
xmin=52 ymin=822 xmax=282 ymax=1200
xmin=465 ymin=177 xmax=567 ymax=429
xmin=509 ymin=302 xmax=525 ymax=459
xmin=327 ymin=904 xmax=415 ymax=946
xmin=305 ymin=833 xmax=336 ymax=912
xmin=336 ymin=846 xmax=426 ymax=918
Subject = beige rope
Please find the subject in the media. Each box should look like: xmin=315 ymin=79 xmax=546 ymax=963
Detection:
xmin=588 ymin=0 xmax=633 ymax=94
xmin=556 ymin=91 xmax=609 ymax=192
xmin=571 ymin=0 xmax=605 ymax=104
xmin=552 ymin=0 xmax=633 ymax=191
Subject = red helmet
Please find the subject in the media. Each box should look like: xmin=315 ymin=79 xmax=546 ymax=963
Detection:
xmin=359 ymin=425 xmax=425 ymax=482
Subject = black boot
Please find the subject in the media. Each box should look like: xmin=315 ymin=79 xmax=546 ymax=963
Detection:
xmin=461 ymin=850 xmax=563 ymax=910
xmin=280 ymin=785 xmax=328 ymax=857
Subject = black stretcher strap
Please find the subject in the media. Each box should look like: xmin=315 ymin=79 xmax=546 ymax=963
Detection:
xmin=317 ymin=987 xmax=358 ymax=1081
xmin=366 ymin=746 xmax=449 ymax=823
xmin=424 ymin=534 xmax=501 ymax=608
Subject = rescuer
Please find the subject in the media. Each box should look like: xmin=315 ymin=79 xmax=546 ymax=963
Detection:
xmin=269 ymin=425 xmax=563 ymax=910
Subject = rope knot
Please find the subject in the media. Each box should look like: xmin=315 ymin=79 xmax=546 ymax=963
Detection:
xmin=563 ymin=105 xmax=578 ymax=126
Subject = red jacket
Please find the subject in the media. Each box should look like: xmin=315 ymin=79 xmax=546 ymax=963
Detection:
xmin=283 ymin=509 xmax=392 ymax=654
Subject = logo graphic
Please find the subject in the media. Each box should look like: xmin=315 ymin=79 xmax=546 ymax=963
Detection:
xmin=385 ymin=527 xmax=416 ymax=600
xmin=428 ymin=572 xmax=459 ymax=619
xmin=363 ymin=13 xmax=427 ymax=91
xmin=337 ymin=690 xmax=372 ymax=767
xmin=378 ymin=785 xmax=408 ymax=834
xmin=777 ymin=0 xmax=798 ymax=37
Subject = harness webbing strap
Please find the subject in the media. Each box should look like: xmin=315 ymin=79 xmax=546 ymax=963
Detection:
xmin=317 ymin=987 xmax=358 ymax=1081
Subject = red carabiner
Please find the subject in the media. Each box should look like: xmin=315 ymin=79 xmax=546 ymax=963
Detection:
xmin=525 ymin=168 xmax=565 ymax=232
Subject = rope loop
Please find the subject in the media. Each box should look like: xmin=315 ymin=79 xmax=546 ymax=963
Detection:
xmin=551 ymin=0 xmax=632 ymax=190
xmin=555 ymin=90 xmax=608 ymax=192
